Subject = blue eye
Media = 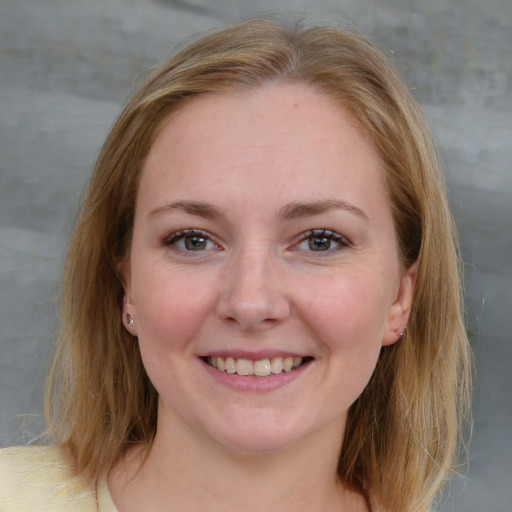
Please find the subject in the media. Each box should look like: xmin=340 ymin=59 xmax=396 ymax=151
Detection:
xmin=296 ymin=229 xmax=348 ymax=252
xmin=165 ymin=229 xmax=218 ymax=251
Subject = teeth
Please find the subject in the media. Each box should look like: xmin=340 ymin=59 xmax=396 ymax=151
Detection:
xmin=236 ymin=358 xmax=252 ymax=376
xmin=254 ymin=359 xmax=271 ymax=377
xmin=225 ymin=357 xmax=236 ymax=374
xmin=208 ymin=356 xmax=304 ymax=376
xmin=283 ymin=356 xmax=294 ymax=372
xmin=270 ymin=357 xmax=283 ymax=374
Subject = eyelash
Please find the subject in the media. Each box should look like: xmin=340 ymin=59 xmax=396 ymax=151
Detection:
xmin=162 ymin=228 xmax=350 ymax=254
xmin=163 ymin=229 xmax=219 ymax=253
xmin=294 ymin=229 xmax=350 ymax=253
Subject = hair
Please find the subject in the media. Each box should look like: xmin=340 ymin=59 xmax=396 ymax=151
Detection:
xmin=45 ymin=18 xmax=472 ymax=512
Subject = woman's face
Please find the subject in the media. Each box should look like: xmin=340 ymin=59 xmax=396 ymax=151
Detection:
xmin=122 ymin=83 xmax=416 ymax=454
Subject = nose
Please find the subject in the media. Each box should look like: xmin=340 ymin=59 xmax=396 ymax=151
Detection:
xmin=215 ymin=247 xmax=291 ymax=331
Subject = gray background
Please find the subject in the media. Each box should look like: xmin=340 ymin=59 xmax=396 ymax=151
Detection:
xmin=1 ymin=1 xmax=511 ymax=510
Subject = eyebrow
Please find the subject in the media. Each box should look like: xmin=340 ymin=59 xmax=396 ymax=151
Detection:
xmin=148 ymin=200 xmax=223 ymax=220
xmin=148 ymin=199 xmax=369 ymax=223
xmin=279 ymin=200 xmax=370 ymax=223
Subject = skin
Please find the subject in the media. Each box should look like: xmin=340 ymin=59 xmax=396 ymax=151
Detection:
xmin=110 ymin=82 xmax=417 ymax=511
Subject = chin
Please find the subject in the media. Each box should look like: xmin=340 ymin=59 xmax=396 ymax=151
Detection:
xmin=214 ymin=431 xmax=300 ymax=456
xmin=202 ymin=411 xmax=329 ymax=457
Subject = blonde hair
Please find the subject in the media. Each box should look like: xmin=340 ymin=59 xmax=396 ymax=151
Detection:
xmin=45 ymin=19 xmax=471 ymax=511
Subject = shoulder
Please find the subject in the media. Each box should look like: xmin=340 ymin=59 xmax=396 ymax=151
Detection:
xmin=0 ymin=445 xmax=98 ymax=512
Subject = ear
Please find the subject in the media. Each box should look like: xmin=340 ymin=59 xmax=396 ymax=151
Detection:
xmin=382 ymin=260 xmax=418 ymax=346
xmin=117 ymin=259 xmax=138 ymax=336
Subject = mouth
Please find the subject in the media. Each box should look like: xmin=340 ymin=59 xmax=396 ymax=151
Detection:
xmin=202 ymin=355 xmax=313 ymax=377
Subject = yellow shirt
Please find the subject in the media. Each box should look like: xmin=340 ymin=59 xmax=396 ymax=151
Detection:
xmin=0 ymin=445 xmax=117 ymax=511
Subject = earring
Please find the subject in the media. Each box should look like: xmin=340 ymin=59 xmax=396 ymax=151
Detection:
xmin=393 ymin=326 xmax=407 ymax=338
xmin=126 ymin=313 xmax=135 ymax=326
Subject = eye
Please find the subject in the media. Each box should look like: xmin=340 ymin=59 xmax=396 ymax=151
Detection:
xmin=164 ymin=229 xmax=219 ymax=252
xmin=295 ymin=229 xmax=349 ymax=253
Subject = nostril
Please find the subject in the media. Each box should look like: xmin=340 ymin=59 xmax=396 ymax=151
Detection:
xmin=215 ymin=273 xmax=291 ymax=330
xmin=221 ymin=313 xmax=282 ymax=330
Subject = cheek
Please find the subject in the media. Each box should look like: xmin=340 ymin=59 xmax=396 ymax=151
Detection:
xmin=133 ymin=275 xmax=214 ymax=397
xmin=306 ymin=280 xmax=387 ymax=401
xmin=298 ymin=271 xmax=392 ymax=394
xmin=132 ymin=267 xmax=217 ymax=354
xmin=302 ymin=271 xmax=392 ymax=342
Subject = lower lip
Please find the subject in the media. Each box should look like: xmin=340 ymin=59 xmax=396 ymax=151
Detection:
xmin=200 ymin=358 xmax=313 ymax=392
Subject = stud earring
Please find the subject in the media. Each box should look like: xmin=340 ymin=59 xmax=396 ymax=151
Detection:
xmin=126 ymin=313 xmax=135 ymax=326
xmin=393 ymin=326 xmax=407 ymax=338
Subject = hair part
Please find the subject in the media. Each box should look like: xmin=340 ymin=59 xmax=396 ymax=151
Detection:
xmin=45 ymin=18 xmax=471 ymax=512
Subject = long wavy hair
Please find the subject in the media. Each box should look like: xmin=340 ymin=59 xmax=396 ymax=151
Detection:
xmin=45 ymin=18 xmax=472 ymax=512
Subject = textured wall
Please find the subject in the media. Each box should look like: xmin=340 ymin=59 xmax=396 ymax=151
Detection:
xmin=1 ymin=1 xmax=511 ymax=510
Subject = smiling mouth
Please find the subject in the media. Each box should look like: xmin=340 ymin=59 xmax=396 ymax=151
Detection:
xmin=203 ymin=356 xmax=312 ymax=377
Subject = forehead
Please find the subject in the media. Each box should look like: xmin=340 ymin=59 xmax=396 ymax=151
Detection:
xmin=138 ymin=83 xmax=388 ymax=219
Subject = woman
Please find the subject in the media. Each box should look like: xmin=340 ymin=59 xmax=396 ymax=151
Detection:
xmin=0 ymin=19 xmax=471 ymax=512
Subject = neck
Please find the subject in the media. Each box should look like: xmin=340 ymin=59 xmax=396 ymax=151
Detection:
xmin=109 ymin=414 xmax=367 ymax=512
